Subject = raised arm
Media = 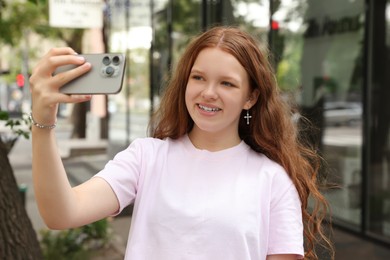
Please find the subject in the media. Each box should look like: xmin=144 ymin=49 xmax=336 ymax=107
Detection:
xmin=30 ymin=47 xmax=119 ymax=229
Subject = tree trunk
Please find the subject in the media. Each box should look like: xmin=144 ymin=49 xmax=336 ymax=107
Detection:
xmin=66 ymin=29 xmax=89 ymax=139
xmin=101 ymin=12 xmax=110 ymax=140
xmin=70 ymin=102 xmax=88 ymax=138
xmin=0 ymin=140 xmax=43 ymax=259
xmin=100 ymin=95 xmax=109 ymax=139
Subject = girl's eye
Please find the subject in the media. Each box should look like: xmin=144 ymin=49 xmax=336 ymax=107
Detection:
xmin=192 ymin=75 xmax=203 ymax=80
xmin=221 ymin=81 xmax=234 ymax=87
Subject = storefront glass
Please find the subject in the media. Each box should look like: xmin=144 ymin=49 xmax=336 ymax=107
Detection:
xmin=230 ymin=0 xmax=269 ymax=41
xmin=108 ymin=0 xmax=152 ymax=148
xmin=151 ymin=0 xmax=202 ymax=109
xmin=367 ymin=0 xmax=390 ymax=241
xmin=105 ymin=0 xmax=390 ymax=245
xmin=271 ymin=0 xmax=365 ymax=229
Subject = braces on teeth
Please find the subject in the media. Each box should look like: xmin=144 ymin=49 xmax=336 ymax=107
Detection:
xmin=199 ymin=104 xmax=220 ymax=112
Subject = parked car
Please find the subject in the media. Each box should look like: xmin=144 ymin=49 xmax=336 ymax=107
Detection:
xmin=324 ymin=101 xmax=362 ymax=126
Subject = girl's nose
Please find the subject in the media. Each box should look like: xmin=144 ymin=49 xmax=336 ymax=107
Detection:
xmin=201 ymin=84 xmax=218 ymax=100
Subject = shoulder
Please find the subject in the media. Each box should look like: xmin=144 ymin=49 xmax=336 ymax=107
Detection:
xmin=124 ymin=136 xmax=185 ymax=157
xmin=246 ymin=148 xmax=296 ymax=195
xmin=130 ymin=136 xmax=166 ymax=145
xmin=129 ymin=136 xmax=183 ymax=149
xmin=247 ymin=148 xmax=290 ymax=181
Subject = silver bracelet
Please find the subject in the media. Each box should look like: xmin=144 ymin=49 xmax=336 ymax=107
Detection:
xmin=29 ymin=112 xmax=57 ymax=129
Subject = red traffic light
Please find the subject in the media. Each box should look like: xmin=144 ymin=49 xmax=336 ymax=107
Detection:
xmin=271 ymin=20 xmax=280 ymax=30
xmin=16 ymin=73 xmax=24 ymax=87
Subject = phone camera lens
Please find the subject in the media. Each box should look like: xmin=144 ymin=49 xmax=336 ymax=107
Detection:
xmin=105 ymin=66 xmax=115 ymax=76
xmin=112 ymin=56 xmax=120 ymax=65
xmin=102 ymin=56 xmax=111 ymax=65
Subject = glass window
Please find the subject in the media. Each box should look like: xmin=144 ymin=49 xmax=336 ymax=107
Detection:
xmin=367 ymin=0 xmax=390 ymax=241
xmin=151 ymin=0 xmax=202 ymax=109
xmin=230 ymin=0 xmax=270 ymax=41
xmin=151 ymin=0 xmax=271 ymax=108
xmin=108 ymin=0 xmax=152 ymax=148
xmin=271 ymin=0 xmax=365 ymax=229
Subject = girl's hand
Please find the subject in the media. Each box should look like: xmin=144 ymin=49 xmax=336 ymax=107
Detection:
xmin=29 ymin=47 xmax=92 ymax=125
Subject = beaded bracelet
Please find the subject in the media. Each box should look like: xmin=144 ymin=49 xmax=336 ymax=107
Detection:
xmin=29 ymin=112 xmax=57 ymax=129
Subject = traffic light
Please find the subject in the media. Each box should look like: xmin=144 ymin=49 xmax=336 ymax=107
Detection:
xmin=271 ymin=20 xmax=280 ymax=31
xmin=16 ymin=73 xmax=25 ymax=88
xmin=269 ymin=19 xmax=284 ymax=68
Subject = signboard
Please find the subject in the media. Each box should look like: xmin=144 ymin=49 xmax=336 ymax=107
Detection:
xmin=49 ymin=0 xmax=104 ymax=29
xmin=300 ymin=0 xmax=364 ymax=106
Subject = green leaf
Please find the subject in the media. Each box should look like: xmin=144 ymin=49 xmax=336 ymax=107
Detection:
xmin=28 ymin=0 xmax=45 ymax=6
xmin=0 ymin=110 xmax=9 ymax=120
xmin=5 ymin=121 xmax=13 ymax=127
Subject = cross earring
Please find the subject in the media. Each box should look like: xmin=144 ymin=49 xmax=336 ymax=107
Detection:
xmin=244 ymin=110 xmax=252 ymax=125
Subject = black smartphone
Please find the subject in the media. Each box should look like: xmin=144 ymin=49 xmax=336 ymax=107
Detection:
xmin=55 ymin=53 xmax=126 ymax=94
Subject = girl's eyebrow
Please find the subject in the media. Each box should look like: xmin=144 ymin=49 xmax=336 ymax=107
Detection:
xmin=190 ymin=68 xmax=203 ymax=74
xmin=190 ymin=68 xmax=241 ymax=83
xmin=220 ymin=75 xmax=240 ymax=83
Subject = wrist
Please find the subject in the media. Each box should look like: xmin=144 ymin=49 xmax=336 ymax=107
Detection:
xmin=29 ymin=112 xmax=57 ymax=129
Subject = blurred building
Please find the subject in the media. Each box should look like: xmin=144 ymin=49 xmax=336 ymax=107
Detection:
xmin=105 ymin=0 xmax=390 ymax=248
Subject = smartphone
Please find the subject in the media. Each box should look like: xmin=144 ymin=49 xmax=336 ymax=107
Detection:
xmin=56 ymin=53 xmax=126 ymax=94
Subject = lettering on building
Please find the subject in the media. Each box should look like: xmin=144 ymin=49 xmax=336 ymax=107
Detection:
xmin=304 ymin=14 xmax=362 ymax=38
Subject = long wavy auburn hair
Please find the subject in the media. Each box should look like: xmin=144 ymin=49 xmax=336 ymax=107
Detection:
xmin=150 ymin=26 xmax=334 ymax=259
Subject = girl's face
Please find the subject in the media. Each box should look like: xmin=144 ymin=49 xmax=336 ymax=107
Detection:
xmin=185 ymin=47 xmax=258 ymax=141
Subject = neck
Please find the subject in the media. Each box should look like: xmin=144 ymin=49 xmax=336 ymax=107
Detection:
xmin=188 ymin=129 xmax=241 ymax=152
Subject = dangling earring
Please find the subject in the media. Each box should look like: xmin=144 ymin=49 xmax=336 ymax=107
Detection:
xmin=244 ymin=110 xmax=252 ymax=125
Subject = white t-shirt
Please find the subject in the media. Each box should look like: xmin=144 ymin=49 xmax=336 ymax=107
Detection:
xmin=94 ymin=135 xmax=304 ymax=259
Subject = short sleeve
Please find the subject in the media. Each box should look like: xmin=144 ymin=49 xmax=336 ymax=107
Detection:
xmin=93 ymin=139 xmax=143 ymax=215
xmin=267 ymin=173 xmax=304 ymax=259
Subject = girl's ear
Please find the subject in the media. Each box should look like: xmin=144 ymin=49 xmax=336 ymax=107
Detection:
xmin=245 ymin=89 xmax=260 ymax=110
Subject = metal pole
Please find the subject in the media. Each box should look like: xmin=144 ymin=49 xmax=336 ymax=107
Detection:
xmin=149 ymin=0 xmax=155 ymax=118
xmin=22 ymin=29 xmax=30 ymax=112
xmin=202 ymin=0 xmax=207 ymax=31
xmin=167 ymin=0 xmax=173 ymax=74
xmin=269 ymin=0 xmax=274 ymax=54
xmin=125 ymin=0 xmax=131 ymax=145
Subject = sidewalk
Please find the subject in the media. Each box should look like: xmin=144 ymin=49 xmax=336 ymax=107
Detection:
xmin=7 ymin=118 xmax=390 ymax=259
xmin=8 ymin=118 xmax=128 ymax=258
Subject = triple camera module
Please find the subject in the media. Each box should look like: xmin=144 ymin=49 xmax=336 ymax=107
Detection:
xmin=101 ymin=55 xmax=121 ymax=77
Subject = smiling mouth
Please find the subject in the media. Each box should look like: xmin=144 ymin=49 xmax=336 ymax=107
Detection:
xmin=198 ymin=104 xmax=221 ymax=112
